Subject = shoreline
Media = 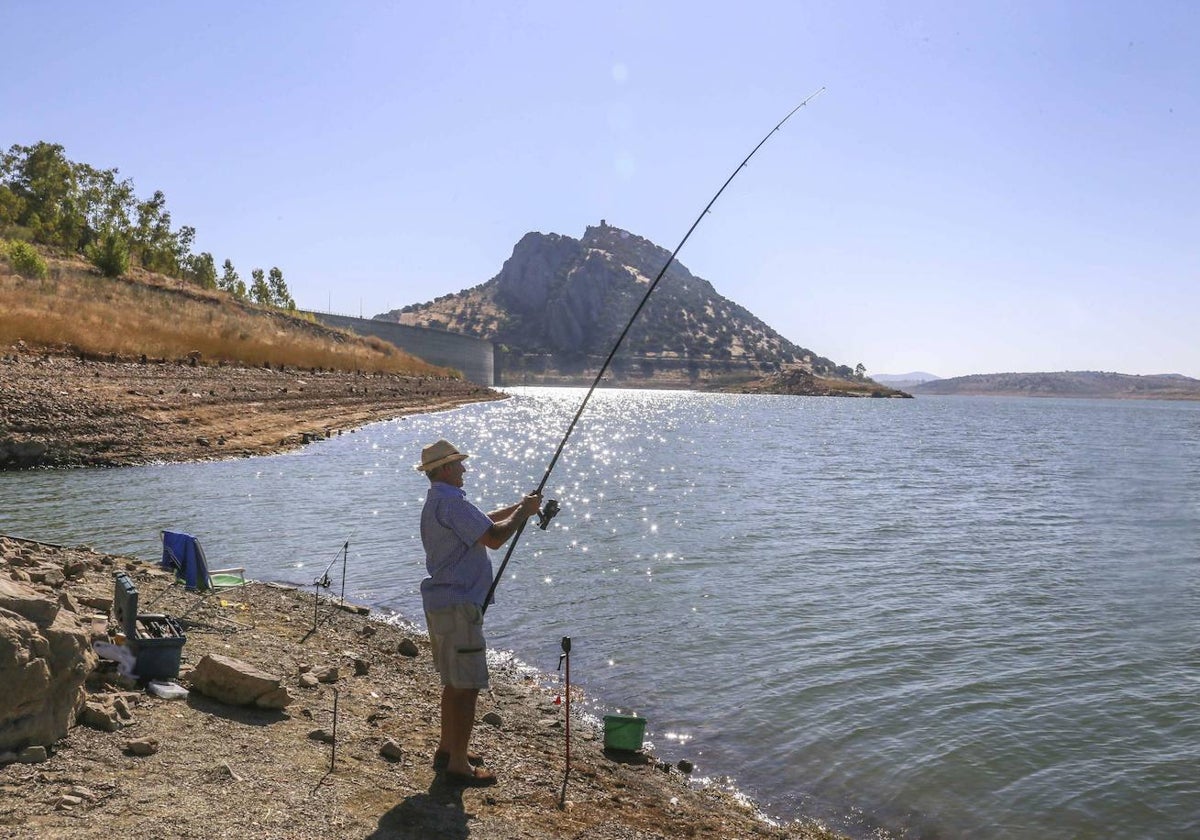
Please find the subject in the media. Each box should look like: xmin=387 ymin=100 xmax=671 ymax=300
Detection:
xmin=1 ymin=348 xmax=863 ymax=836
xmin=1 ymin=348 xmax=503 ymax=469
xmin=0 ymin=533 xmax=845 ymax=839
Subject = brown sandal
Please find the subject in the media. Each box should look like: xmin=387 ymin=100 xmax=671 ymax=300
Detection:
xmin=433 ymin=749 xmax=484 ymax=769
xmin=444 ymin=767 xmax=497 ymax=787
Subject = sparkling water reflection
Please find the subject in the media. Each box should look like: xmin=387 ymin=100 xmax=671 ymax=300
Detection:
xmin=2 ymin=389 xmax=1198 ymax=839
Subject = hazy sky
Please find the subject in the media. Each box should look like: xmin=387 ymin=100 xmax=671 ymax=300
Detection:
xmin=5 ymin=1 xmax=1197 ymax=378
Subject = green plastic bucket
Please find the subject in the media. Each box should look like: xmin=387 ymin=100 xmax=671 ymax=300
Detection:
xmin=603 ymin=714 xmax=646 ymax=752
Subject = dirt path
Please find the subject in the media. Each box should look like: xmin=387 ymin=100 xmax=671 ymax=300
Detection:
xmin=0 ymin=348 xmax=502 ymax=468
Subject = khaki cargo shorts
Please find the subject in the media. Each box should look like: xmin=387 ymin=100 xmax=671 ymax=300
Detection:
xmin=425 ymin=603 xmax=489 ymax=690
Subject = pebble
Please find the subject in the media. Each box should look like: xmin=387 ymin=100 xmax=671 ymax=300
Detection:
xmin=211 ymin=762 xmax=242 ymax=781
xmin=18 ymin=746 xmax=48 ymax=764
xmin=379 ymin=739 xmax=403 ymax=761
xmin=125 ymin=738 xmax=159 ymax=756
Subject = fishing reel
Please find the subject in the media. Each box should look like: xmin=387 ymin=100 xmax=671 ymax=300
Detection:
xmin=536 ymin=498 xmax=561 ymax=530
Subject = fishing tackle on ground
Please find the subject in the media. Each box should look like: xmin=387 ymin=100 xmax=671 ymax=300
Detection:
xmin=481 ymin=87 xmax=826 ymax=614
xmin=311 ymin=539 xmax=350 ymax=631
xmin=557 ymin=635 xmax=572 ymax=809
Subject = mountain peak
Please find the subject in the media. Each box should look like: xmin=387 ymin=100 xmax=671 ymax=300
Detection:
xmin=382 ymin=223 xmax=852 ymax=387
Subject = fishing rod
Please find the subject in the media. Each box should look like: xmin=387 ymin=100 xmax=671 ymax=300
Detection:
xmin=481 ymin=87 xmax=826 ymax=614
xmin=311 ymin=538 xmax=350 ymax=632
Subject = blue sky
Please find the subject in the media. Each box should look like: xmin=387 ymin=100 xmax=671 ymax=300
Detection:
xmin=5 ymin=1 xmax=1197 ymax=378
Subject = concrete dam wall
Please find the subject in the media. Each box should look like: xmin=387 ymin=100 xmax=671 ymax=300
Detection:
xmin=306 ymin=312 xmax=494 ymax=386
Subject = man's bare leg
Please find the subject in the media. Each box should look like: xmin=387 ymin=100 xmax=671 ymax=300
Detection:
xmin=440 ymin=685 xmax=479 ymax=776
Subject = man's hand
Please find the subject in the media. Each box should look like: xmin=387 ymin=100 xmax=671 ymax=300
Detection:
xmin=480 ymin=492 xmax=545 ymax=549
xmin=519 ymin=493 xmax=543 ymax=520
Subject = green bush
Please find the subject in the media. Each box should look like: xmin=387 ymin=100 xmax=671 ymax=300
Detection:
xmin=85 ymin=231 xmax=130 ymax=278
xmin=6 ymin=239 xmax=48 ymax=278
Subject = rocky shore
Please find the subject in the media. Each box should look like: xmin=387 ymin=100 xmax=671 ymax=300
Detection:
xmin=0 ymin=535 xmax=843 ymax=839
xmin=730 ymin=369 xmax=911 ymax=398
xmin=0 ymin=346 xmax=502 ymax=469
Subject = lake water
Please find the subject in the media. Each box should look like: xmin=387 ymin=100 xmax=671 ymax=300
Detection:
xmin=2 ymin=389 xmax=1198 ymax=839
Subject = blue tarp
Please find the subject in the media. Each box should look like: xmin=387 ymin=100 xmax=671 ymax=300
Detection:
xmin=161 ymin=530 xmax=203 ymax=591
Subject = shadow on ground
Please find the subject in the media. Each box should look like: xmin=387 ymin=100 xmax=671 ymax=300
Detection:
xmin=367 ymin=777 xmax=470 ymax=840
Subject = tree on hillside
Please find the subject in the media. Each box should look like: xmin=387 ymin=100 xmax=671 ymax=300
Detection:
xmin=855 ymin=363 xmax=867 ymax=379
xmin=0 ymin=142 xmax=85 ymax=248
xmin=1 ymin=143 xmax=142 ymax=262
xmin=250 ymin=268 xmax=271 ymax=305
xmin=190 ymin=251 xmax=217 ymax=290
xmin=0 ymin=182 xmax=20 ymax=228
xmin=267 ymin=266 xmax=295 ymax=310
xmin=173 ymin=226 xmax=196 ymax=279
xmin=219 ymin=259 xmax=247 ymax=299
xmin=75 ymin=162 xmax=135 ymax=246
xmin=131 ymin=190 xmax=177 ymax=274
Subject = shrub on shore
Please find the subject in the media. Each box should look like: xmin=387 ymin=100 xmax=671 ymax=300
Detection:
xmin=4 ymin=239 xmax=48 ymax=279
xmin=84 ymin=230 xmax=130 ymax=278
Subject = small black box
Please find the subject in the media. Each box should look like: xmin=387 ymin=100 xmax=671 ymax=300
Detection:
xmin=112 ymin=572 xmax=187 ymax=680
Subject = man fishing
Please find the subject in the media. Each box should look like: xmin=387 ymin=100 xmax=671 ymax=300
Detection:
xmin=416 ymin=438 xmax=542 ymax=787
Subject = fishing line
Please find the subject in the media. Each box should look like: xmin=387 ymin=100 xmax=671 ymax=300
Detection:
xmin=482 ymin=87 xmax=826 ymax=613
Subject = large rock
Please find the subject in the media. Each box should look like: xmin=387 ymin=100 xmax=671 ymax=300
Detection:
xmin=0 ymin=577 xmax=60 ymax=625
xmin=0 ymin=579 xmax=95 ymax=753
xmin=189 ymin=653 xmax=292 ymax=709
xmin=0 ymin=436 xmax=50 ymax=469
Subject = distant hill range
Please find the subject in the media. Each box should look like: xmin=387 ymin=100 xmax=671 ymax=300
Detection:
xmin=911 ymin=371 xmax=1200 ymax=401
xmin=380 ymin=222 xmax=886 ymax=392
xmin=872 ymin=371 xmax=941 ymax=390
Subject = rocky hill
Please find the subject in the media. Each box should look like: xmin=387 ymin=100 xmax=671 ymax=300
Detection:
xmin=911 ymin=371 xmax=1200 ymax=400
xmin=381 ymin=222 xmax=854 ymax=388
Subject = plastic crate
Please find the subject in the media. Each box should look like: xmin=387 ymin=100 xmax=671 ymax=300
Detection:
xmin=128 ymin=615 xmax=186 ymax=679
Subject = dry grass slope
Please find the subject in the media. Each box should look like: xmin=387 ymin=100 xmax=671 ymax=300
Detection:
xmin=0 ymin=245 xmax=450 ymax=377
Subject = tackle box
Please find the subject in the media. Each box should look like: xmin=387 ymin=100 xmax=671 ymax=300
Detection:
xmin=112 ymin=571 xmax=187 ymax=680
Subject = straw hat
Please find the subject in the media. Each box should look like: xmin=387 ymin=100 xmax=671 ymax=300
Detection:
xmin=416 ymin=439 xmax=469 ymax=473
